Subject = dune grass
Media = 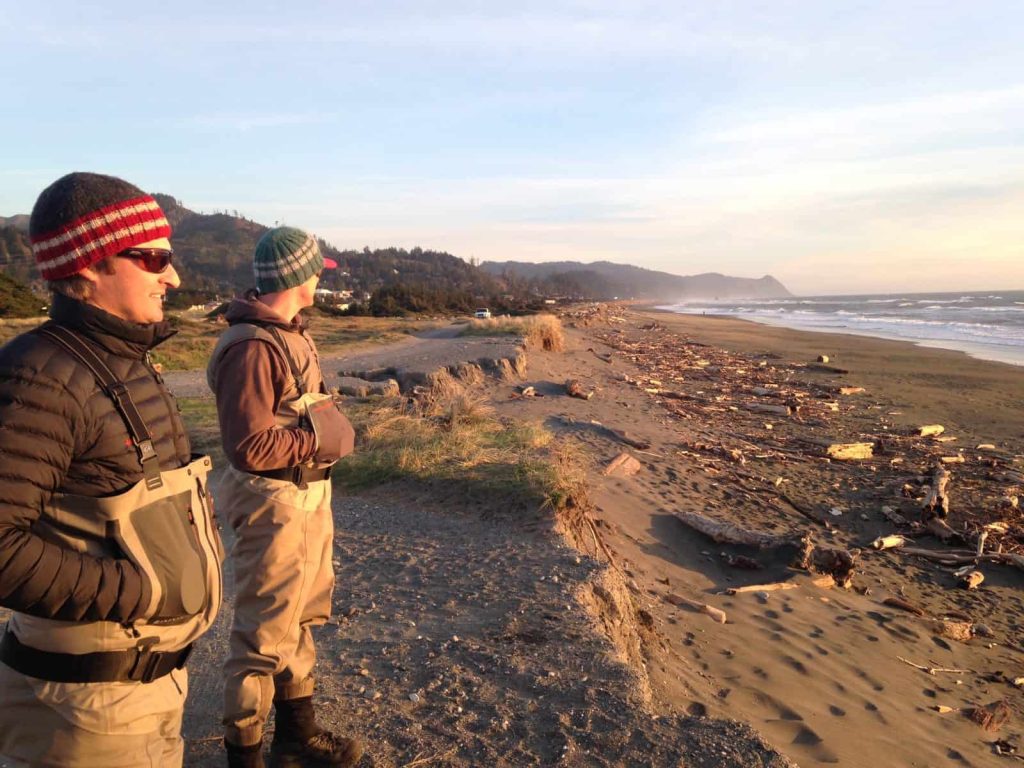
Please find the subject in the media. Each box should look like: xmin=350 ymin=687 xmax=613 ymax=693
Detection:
xmin=333 ymin=385 xmax=586 ymax=515
xmin=460 ymin=314 xmax=565 ymax=352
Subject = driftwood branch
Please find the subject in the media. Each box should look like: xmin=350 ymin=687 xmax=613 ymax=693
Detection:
xmin=922 ymin=464 xmax=950 ymax=518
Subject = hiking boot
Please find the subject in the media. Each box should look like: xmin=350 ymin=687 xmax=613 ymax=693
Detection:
xmin=225 ymin=739 xmax=265 ymax=768
xmin=270 ymin=696 xmax=363 ymax=767
xmin=268 ymin=729 xmax=363 ymax=767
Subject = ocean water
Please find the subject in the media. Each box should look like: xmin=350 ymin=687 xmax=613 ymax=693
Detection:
xmin=661 ymin=290 xmax=1024 ymax=367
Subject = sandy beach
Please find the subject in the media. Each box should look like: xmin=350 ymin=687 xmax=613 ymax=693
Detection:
xmin=537 ymin=305 xmax=1024 ymax=766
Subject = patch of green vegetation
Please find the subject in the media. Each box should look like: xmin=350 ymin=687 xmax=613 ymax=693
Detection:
xmin=0 ymin=273 xmax=46 ymax=319
xmin=333 ymin=394 xmax=585 ymax=515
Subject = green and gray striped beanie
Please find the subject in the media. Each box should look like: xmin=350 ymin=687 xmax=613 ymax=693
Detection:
xmin=253 ymin=226 xmax=336 ymax=294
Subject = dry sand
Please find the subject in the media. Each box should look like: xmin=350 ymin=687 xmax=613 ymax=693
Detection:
xmin=495 ymin=305 xmax=1022 ymax=767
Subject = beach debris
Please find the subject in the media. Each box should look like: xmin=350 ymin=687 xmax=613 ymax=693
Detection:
xmin=871 ymin=535 xmax=908 ymax=550
xmin=565 ymin=379 xmax=594 ymax=400
xmin=721 ymin=553 xmax=763 ymax=570
xmin=918 ymin=424 xmax=946 ymax=437
xmin=829 ymin=507 xmax=844 ymax=516
xmin=933 ymin=705 xmax=960 ymax=714
xmin=603 ymin=452 xmax=642 ymax=477
xmin=1012 ymin=677 xmax=1024 ymax=689
xmin=925 ymin=617 xmax=975 ymax=643
xmin=798 ymin=437 xmax=874 ymax=460
xmin=964 ymin=700 xmax=1012 ymax=732
xmin=900 ymin=547 xmax=1024 ymax=571
xmin=897 ymin=656 xmax=967 ymax=675
xmin=744 ymin=403 xmax=794 ymax=417
xmin=941 ymin=455 xmax=965 ymax=464
xmin=673 ymin=509 xmax=804 ymax=550
xmin=725 ymin=581 xmax=801 ymax=595
xmin=816 ymin=355 xmax=830 ymax=363
xmin=924 ymin=517 xmax=960 ymax=543
xmin=838 ymin=386 xmax=865 ymax=395
xmin=922 ymin=464 xmax=951 ymax=518
xmin=883 ymin=596 xmax=927 ymax=617
xmin=882 ymin=506 xmax=909 ymax=526
xmin=662 ymin=592 xmax=728 ymax=624
xmin=954 ymin=567 xmax=985 ymax=590
xmin=517 ymin=385 xmax=537 ymax=397
xmin=587 ymin=347 xmax=613 ymax=363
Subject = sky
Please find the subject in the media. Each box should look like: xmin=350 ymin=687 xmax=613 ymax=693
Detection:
xmin=1 ymin=1 xmax=1022 ymax=296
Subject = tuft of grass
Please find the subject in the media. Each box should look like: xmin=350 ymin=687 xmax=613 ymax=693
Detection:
xmin=461 ymin=314 xmax=565 ymax=352
xmin=333 ymin=391 xmax=585 ymax=515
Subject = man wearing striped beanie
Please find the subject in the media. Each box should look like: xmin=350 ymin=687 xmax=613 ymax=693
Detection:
xmin=208 ymin=227 xmax=361 ymax=768
xmin=0 ymin=172 xmax=222 ymax=767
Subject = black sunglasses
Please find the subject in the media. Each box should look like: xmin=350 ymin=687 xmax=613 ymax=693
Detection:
xmin=117 ymin=247 xmax=175 ymax=274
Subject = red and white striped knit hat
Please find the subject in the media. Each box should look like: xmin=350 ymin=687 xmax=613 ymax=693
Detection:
xmin=29 ymin=172 xmax=172 ymax=280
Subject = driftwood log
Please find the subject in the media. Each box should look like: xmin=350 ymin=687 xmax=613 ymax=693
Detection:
xmin=565 ymin=379 xmax=594 ymax=400
xmin=674 ymin=510 xmax=857 ymax=587
xmin=921 ymin=464 xmax=951 ymax=518
xmin=663 ymin=592 xmax=728 ymax=623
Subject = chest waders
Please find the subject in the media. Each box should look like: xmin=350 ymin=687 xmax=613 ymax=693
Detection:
xmin=0 ymin=325 xmax=224 ymax=684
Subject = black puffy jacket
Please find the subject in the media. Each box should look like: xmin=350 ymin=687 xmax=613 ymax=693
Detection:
xmin=0 ymin=294 xmax=191 ymax=622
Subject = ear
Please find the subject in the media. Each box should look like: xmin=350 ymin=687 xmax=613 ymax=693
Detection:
xmin=77 ymin=265 xmax=102 ymax=286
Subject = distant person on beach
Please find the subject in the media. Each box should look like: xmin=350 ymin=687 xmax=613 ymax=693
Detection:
xmin=207 ymin=227 xmax=360 ymax=768
xmin=0 ymin=172 xmax=223 ymax=766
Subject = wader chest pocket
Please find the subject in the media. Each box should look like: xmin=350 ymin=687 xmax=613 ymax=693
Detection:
xmin=112 ymin=490 xmax=207 ymax=619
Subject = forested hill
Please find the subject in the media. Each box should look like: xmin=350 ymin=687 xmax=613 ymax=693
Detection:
xmin=482 ymin=260 xmax=791 ymax=301
xmin=2 ymin=195 xmax=791 ymax=305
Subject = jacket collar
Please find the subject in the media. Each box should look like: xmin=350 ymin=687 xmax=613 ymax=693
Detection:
xmin=49 ymin=293 xmax=175 ymax=360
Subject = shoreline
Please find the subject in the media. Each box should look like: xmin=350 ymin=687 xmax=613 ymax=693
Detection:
xmin=649 ymin=304 xmax=1024 ymax=368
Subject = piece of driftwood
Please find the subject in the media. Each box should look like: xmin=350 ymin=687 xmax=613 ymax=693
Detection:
xmin=883 ymin=597 xmax=926 ymax=617
xmin=940 ymin=455 xmax=965 ymax=464
xmin=871 ymin=535 xmax=908 ymax=550
xmin=838 ymin=386 xmax=865 ymax=395
xmin=901 ymin=548 xmax=1024 ymax=571
xmin=918 ymin=424 xmax=945 ymax=437
xmin=745 ymin=403 xmax=793 ymax=417
xmin=798 ymin=436 xmax=874 ymax=460
xmin=726 ymin=582 xmax=801 ymax=595
xmin=565 ymin=379 xmax=594 ymax=400
xmin=674 ymin=509 xmax=802 ymax=549
xmin=663 ymin=592 xmax=728 ymax=624
xmin=924 ymin=517 xmax=960 ymax=543
xmin=922 ymin=464 xmax=950 ymax=518
xmin=897 ymin=656 xmax=966 ymax=676
xmin=603 ymin=452 xmax=642 ymax=477
xmin=816 ymin=355 xmax=830 ymax=363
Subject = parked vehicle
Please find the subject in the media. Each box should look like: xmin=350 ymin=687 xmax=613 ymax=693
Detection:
xmin=474 ymin=308 xmax=492 ymax=319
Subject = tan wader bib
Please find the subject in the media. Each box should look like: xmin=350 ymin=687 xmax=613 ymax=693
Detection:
xmin=0 ymin=455 xmax=224 ymax=767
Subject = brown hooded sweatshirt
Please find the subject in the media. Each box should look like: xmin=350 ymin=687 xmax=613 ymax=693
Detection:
xmin=209 ymin=297 xmax=322 ymax=471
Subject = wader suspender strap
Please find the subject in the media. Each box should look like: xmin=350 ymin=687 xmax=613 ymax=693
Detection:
xmin=265 ymin=325 xmax=309 ymax=396
xmin=35 ymin=325 xmax=164 ymax=490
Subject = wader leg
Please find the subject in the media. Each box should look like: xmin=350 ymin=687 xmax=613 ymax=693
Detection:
xmin=222 ymin=470 xmax=333 ymax=746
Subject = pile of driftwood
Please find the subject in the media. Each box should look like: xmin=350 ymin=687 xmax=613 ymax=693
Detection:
xmin=586 ymin=319 xmax=1023 ymax=561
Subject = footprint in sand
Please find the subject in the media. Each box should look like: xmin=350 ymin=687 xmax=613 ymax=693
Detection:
xmin=781 ymin=655 xmax=810 ymax=676
xmin=828 ymin=705 xmax=846 ymax=717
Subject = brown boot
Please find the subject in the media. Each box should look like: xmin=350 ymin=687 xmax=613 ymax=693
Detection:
xmin=225 ymin=739 xmax=265 ymax=768
xmin=269 ymin=697 xmax=363 ymax=767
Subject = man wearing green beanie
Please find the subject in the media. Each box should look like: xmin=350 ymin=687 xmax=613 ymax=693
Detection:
xmin=207 ymin=227 xmax=362 ymax=768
